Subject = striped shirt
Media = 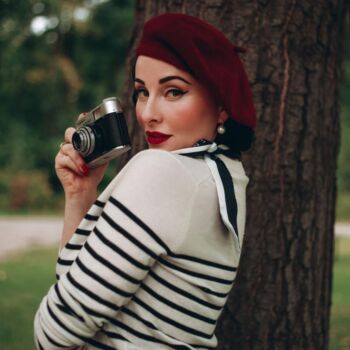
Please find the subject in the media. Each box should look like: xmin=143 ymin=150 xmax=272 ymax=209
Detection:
xmin=34 ymin=148 xmax=249 ymax=349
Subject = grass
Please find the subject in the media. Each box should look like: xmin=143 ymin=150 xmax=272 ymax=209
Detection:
xmin=0 ymin=239 xmax=349 ymax=349
xmin=336 ymin=192 xmax=350 ymax=222
xmin=330 ymin=237 xmax=350 ymax=350
xmin=0 ymin=247 xmax=57 ymax=350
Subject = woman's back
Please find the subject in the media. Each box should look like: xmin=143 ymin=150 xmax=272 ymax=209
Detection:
xmin=41 ymin=149 xmax=248 ymax=349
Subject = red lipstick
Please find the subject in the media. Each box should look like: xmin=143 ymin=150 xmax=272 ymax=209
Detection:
xmin=146 ymin=131 xmax=172 ymax=145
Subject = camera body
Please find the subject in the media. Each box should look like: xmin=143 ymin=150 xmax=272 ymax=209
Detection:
xmin=72 ymin=97 xmax=130 ymax=168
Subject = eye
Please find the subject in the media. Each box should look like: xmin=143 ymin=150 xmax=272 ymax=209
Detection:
xmin=133 ymin=88 xmax=149 ymax=101
xmin=165 ymin=88 xmax=188 ymax=99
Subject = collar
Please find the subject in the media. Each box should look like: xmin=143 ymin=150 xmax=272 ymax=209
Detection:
xmin=174 ymin=140 xmax=241 ymax=254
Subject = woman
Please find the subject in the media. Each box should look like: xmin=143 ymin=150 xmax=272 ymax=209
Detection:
xmin=34 ymin=13 xmax=256 ymax=349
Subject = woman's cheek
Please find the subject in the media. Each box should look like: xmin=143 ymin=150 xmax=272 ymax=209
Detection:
xmin=166 ymin=105 xmax=192 ymax=127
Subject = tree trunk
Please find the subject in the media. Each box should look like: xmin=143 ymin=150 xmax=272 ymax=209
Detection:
xmin=121 ymin=1 xmax=347 ymax=348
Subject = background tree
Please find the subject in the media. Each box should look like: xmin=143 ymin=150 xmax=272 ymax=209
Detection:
xmin=120 ymin=1 xmax=348 ymax=349
xmin=0 ymin=0 xmax=349 ymax=347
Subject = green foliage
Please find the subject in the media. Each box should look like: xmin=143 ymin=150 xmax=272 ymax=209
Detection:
xmin=0 ymin=168 xmax=64 ymax=213
xmin=337 ymin=21 xmax=350 ymax=198
xmin=335 ymin=21 xmax=350 ymax=223
xmin=0 ymin=0 xmax=135 ymax=211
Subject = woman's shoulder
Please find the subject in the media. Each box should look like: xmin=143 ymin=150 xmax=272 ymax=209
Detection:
xmin=129 ymin=148 xmax=182 ymax=165
xmin=124 ymin=149 xmax=211 ymax=184
xmin=98 ymin=149 xmax=206 ymax=203
xmin=105 ymin=149 xmax=203 ymax=248
xmin=129 ymin=148 xmax=194 ymax=166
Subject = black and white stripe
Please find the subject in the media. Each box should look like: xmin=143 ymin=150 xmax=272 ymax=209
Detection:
xmin=36 ymin=146 xmax=247 ymax=349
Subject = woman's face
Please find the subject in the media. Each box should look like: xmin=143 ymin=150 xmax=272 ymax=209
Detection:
xmin=134 ymin=56 xmax=227 ymax=151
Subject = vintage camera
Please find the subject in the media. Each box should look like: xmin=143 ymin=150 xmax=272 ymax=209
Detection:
xmin=72 ymin=97 xmax=130 ymax=168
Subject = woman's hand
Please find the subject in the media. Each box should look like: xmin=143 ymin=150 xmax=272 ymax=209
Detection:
xmin=55 ymin=122 xmax=108 ymax=199
xmin=56 ymin=119 xmax=109 ymax=248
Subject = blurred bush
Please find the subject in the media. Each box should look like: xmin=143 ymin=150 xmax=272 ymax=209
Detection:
xmin=0 ymin=169 xmax=64 ymax=213
xmin=0 ymin=0 xmax=134 ymax=214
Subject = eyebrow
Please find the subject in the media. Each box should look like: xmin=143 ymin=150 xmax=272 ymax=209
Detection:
xmin=134 ymin=75 xmax=192 ymax=85
xmin=159 ymin=76 xmax=192 ymax=85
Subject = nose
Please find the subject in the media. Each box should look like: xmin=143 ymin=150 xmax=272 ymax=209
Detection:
xmin=138 ymin=96 xmax=162 ymax=125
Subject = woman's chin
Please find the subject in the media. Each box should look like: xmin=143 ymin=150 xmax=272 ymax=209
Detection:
xmin=147 ymin=138 xmax=175 ymax=151
xmin=148 ymin=144 xmax=171 ymax=151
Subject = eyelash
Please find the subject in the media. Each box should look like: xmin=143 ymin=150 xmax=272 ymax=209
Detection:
xmin=133 ymin=88 xmax=188 ymax=100
xmin=166 ymin=88 xmax=188 ymax=97
xmin=134 ymin=88 xmax=148 ymax=99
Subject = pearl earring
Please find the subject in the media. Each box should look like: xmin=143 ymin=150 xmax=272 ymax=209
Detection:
xmin=217 ymin=124 xmax=226 ymax=135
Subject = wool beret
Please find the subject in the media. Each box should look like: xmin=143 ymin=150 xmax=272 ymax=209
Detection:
xmin=135 ymin=13 xmax=256 ymax=128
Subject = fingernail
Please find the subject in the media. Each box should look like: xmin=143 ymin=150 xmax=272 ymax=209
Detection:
xmin=81 ymin=164 xmax=89 ymax=176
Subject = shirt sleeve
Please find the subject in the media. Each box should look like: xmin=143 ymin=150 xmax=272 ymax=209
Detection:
xmin=34 ymin=150 xmax=197 ymax=349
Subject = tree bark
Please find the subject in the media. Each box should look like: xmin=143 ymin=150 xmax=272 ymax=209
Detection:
xmin=121 ymin=1 xmax=347 ymax=349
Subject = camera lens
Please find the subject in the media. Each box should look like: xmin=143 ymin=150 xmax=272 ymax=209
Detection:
xmin=72 ymin=133 xmax=82 ymax=150
xmin=72 ymin=126 xmax=95 ymax=157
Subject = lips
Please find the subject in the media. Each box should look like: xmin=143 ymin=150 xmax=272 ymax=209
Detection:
xmin=146 ymin=131 xmax=172 ymax=145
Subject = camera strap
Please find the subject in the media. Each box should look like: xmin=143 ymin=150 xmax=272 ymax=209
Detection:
xmin=174 ymin=141 xmax=241 ymax=252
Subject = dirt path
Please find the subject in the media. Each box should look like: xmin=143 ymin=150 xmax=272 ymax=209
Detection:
xmin=335 ymin=222 xmax=350 ymax=237
xmin=0 ymin=217 xmax=62 ymax=261
xmin=0 ymin=217 xmax=349 ymax=261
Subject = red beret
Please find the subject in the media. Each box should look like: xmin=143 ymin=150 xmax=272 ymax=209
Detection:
xmin=136 ymin=13 xmax=256 ymax=128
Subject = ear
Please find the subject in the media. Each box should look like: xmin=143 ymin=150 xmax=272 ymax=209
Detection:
xmin=217 ymin=107 xmax=229 ymax=124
